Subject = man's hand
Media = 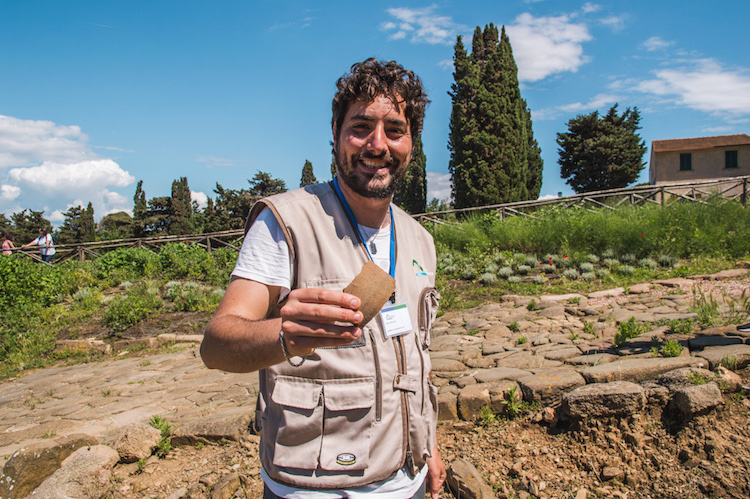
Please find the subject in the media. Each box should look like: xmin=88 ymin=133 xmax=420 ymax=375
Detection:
xmin=425 ymin=444 xmax=446 ymax=498
xmin=279 ymin=288 xmax=364 ymax=356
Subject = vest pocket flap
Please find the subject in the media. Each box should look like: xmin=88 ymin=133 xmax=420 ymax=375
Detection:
xmin=323 ymin=378 xmax=374 ymax=411
xmin=271 ymin=376 xmax=322 ymax=410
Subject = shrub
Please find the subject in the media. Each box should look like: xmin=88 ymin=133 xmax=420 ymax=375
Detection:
xmin=102 ymin=282 xmax=163 ymax=331
xmin=579 ymin=262 xmax=595 ymax=273
xmin=659 ymin=339 xmax=684 ymax=357
xmin=562 ymin=269 xmax=580 ymax=280
xmin=658 ymin=254 xmax=676 ymax=268
xmin=507 ymin=276 xmax=522 ymax=284
xmin=614 ymin=317 xmax=649 ymax=346
xmin=584 ymin=254 xmax=600 ymax=264
xmin=616 ymin=265 xmax=635 ymax=275
xmin=581 ymin=271 xmax=597 ymax=281
xmin=667 ymin=319 xmax=695 ymax=335
xmin=602 ymin=258 xmax=619 ymax=268
xmin=638 ymin=258 xmax=658 ymax=270
xmin=516 ymin=264 xmax=531 ymax=275
xmin=479 ymin=273 xmax=498 ymax=285
xmin=527 ymin=299 xmax=536 ymax=311
xmin=498 ymin=266 xmax=514 ymax=279
xmin=460 ymin=267 xmax=477 ymax=280
xmin=524 ymin=255 xmax=539 ymax=267
xmin=533 ymin=275 xmax=546 ymax=284
xmin=508 ymin=321 xmax=520 ymax=332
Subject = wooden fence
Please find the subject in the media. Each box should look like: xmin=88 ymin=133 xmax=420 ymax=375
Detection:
xmin=6 ymin=175 xmax=749 ymax=265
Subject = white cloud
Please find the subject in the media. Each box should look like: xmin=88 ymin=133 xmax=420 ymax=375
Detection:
xmin=427 ymin=171 xmax=451 ymax=201
xmin=642 ymin=36 xmax=672 ymax=52
xmin=197 ymin=156 xmax=239 ymax=168
xmin=8 ymin=159 xmax=133 ymax=192
xmin=599 ymin=15 xmax=626 ymax=32
xmin=581 ymin=3 xmax=601 ymax=14
xmin=636 ymin=59 xmax=750 ymax=116
xmin=191 ymin=190 xmax=208 ymax=210
xmin=0 ymin=115 xmax=136 ymax=222
xmin=0 ymin=115 xmax=94 ymax=169
xmin=1 ymin=184 xmax=20 ymax=201
xmin=381 ymin=6 xmax=467 ymax=45
xmin=558 ymin=93 xmax=619 ymax=113
xmin=506 ymin=13 xmax=592 ymax=82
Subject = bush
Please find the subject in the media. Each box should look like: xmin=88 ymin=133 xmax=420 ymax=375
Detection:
xmin=615 ymin=317 xmax=649 ymax=346
xmin=102 ymin=282 xmax=163 ymax=331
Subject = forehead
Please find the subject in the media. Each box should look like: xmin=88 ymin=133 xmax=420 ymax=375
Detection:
xmin=343 ymin=95 xmax=407 ymax=123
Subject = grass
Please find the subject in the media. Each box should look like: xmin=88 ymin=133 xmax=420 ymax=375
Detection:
xmin=614 ymin=317 xmax=650 ymax=347
xmin=150 ymin=415 xmax=174 ymax=458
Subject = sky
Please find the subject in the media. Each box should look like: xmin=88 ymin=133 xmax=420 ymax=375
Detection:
xmin=1 ymin=0 xmax=749 ymax=225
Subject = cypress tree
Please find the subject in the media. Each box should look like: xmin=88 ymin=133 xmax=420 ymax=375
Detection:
xmin=393 ymin=137 xmax=427 ymax=214
xmin=170 ymin=177 xmax=194 ymax=235
xmin=300 ymin=160 xmax=318 ymax=187
xmin=448 ymin=24 xmax=543 ymax=209
xmin=133 ymin=180 xmax=147 ymax=238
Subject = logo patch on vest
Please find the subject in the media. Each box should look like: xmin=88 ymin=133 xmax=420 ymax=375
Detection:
xmin=336 ymin=453 xmax=356 ymax=466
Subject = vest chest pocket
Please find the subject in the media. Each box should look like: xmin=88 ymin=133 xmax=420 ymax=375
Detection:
xmin=418 ymin=287 xmax=440 ymax=349
xmin=270 ymin=376 xmax=375 ymax=472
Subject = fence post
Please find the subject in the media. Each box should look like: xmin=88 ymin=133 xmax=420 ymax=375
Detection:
xmin=78 ymin=246 xmax=85 ymax=262
xmin=206 ymin=235 xmax=212 ymax=253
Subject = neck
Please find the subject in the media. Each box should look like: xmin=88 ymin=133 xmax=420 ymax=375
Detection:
xmin=335 ymin=176 xmax=392 ymax=229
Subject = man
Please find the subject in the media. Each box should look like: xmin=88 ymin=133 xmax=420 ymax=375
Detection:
xmin=22 ymin=227 xmax=55 ymax=263
xmin=201 ymin=58 xmax=445 ymax=498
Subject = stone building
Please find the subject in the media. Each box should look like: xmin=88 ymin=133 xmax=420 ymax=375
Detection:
xmin=650 ymin=133 xmax=750 ymax=185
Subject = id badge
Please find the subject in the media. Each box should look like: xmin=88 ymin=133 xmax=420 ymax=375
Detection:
xmin=379 ymin=301 xmax=413 ymax=338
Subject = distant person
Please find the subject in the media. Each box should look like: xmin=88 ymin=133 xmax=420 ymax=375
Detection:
xmin=22 ymin=227 xmax=55 ymax=263
xmin=1 ymin=233 xmax=14 ymax=255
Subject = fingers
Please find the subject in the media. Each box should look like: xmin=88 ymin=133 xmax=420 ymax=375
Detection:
xmin=279 ymin=288 xmax=364 ymax=357
xmin=281 ymin=289 xmax=363 ymax=325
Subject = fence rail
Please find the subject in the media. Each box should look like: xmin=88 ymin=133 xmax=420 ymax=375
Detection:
xmin=6 ymin=176 xmax=748 ymax=265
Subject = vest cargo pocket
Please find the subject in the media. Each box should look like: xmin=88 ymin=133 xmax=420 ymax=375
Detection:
xmin=319 ymin=377 xmax=375 ymax=471
xmin=418 ymin=287 xmax=440 ymax=349
xmin=270 ymin=376 xmax=324 ymax=470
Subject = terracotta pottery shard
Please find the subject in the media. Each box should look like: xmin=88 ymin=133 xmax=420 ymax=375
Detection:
xmin=343 ymin=261 xmax=396 ymax=326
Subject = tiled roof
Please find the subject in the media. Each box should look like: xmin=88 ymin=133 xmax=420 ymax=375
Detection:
xmin=652 ymin=134 xmax=750 ymax=152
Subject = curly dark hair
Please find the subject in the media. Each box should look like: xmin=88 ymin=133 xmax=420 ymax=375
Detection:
xmin=332 ymin=58 xmax=429 ymax=145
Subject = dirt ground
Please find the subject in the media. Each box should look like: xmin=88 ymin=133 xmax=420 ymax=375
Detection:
xmin=105 ymin=370 xmax=750 ymax=499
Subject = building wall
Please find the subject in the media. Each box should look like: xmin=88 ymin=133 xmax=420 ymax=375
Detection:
xmin=650 ymin=144 xmax=750 ymax=184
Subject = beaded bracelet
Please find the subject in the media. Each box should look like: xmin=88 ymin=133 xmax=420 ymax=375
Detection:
xmin=279 ymin=330 xmax=305 ymax=367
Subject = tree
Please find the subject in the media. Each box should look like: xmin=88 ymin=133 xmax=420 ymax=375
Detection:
xmin=170 ymin=177 xmax=195 ymax=235
xmin=99 ymin=211 xmax=134 ymax=240
xmin=133 ymin=180 xmax=148 ymax=238
xmin=300 ymin=160 xmax=317 ymax=187
xmin=59 ymin=203 xmax=95 ymax=243
xmin=210 ymin=183 xmax=251 ymax=231
xmin=393 ymin=137 xmax=427 ymax=214
xmin=557 ymin=104 xmax=647 ymax=193
xmin=248 ymin=171 xmax=287 ymax=202
xmin=448 ymin=24 xmax=543 ymax=209
xmin=11 ymin=209 xmax=50 ymax=245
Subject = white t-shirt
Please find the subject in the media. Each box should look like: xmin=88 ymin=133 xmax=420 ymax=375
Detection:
xmin=33 ymin=234 xmax=55 ymax=256
xmin=232 ymin=207 xmax=426 ymax=498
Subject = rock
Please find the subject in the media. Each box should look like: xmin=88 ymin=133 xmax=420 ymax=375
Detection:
xmin=694 ymin=344 xmax=750 ymax=370
xmin=715 ymin=366 xmax=743 ymax=392
xmin=211 ymin=472 xmax=241 ymax=499
xmin=689 ymin=335 xmax=744 ymax=349
xmin=438 ymin=391 xmax=459 ymax=421
xmin=579 ymin=356 xmax=706 ymax=384
xmin=431 ymin=358 xmax=469 ymax=372
xmin=30 ymin=445 xmax=119 ymax=498
xmin=656 ymin=367 xmax=716 ymax=391
xmin=172 ymin=407 xmax=252 ymax=445
xmin=670 ymin=383 xmax=723 ymax=419
xmin=457 ymin=384 xmax=490 ymax=421
xmin=114 ymin=423 xmax=162 ymax=463
xmin=446 ymin=458 xmax=496 ymax=499
xmin=474 ymin=367 xmax=530 ymax=383
xmin=588 ymin=288 xmax=625 ymax=299
xmin=517 ymin=370 xmax=586 ymax=406
xmin=561 ymin=381 xmax=646 ymax=419
xmin=566 ymin=353 xmax=619 ymax=366
xmin=0 ymin=434 xmax=99 ymax=499
xmin=601 ymin=466 xmax=625 ymax=481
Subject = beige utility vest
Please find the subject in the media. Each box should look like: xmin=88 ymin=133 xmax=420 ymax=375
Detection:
xmin=247 ymin=182 xmax=440 ymax=490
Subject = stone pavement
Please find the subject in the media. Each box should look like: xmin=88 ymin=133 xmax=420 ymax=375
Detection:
xmin=0 ymin=269 xmax=748 ymax=468
xmin=0 ymin=345 xmax=258 ymax=465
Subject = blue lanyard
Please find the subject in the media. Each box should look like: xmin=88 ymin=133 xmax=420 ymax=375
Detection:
xmin=333 ymin=178 xmax=396 ymax=278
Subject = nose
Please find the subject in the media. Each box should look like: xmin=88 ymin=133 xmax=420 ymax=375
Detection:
xmin=366 ymin=125 xmax=388 ymax=156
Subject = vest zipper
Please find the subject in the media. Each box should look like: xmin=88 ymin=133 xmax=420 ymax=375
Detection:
xmin=396 ymin=335 xmax=413 ymax=472
xmin=415 ymin=332 xmax=425 ymax=415
xmin=369 ymin=329 xmax=382 ymax=422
